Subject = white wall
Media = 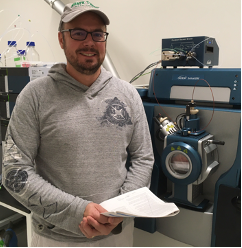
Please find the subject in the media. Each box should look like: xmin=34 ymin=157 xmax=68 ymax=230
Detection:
xmin=0 ymin=0 xmax=240 ymax=246
xmin=0 ymin=0 xmax=241 ymax=86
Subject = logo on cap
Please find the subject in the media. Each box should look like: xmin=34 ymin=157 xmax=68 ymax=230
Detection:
xmin=71 ymin=1 xmax=99 ymax=9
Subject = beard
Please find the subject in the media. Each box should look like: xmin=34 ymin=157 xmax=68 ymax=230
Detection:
xmin=63 ymin=42 xmax=105 ymax=75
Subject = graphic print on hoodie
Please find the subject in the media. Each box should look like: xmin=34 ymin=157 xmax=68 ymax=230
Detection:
xmin=99 ymin=97 xmax=133 ymax=127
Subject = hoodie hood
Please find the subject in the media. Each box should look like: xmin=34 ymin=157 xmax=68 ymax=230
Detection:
xmin=48 ymin=63 xmax=113 ymax=97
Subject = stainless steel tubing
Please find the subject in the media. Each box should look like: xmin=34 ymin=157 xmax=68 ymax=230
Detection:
xmin=102 ymin=52 xmax=119 ymax=78
xmin=44 ymin=0 xmax=120 ymax=78
xmin=44 ymin=0 xmax=65 ymax=14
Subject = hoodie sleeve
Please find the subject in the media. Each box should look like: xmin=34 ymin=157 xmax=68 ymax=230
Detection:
xmin=2 ymin=84 xmax=91 ymax=236
xmin=120 ymin=88 xmax=154 ymax=194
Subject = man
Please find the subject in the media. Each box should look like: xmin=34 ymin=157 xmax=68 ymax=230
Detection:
xmin=2 ymin=1 xmax=154 ymax=246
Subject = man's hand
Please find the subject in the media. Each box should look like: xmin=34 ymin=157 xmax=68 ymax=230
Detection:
xmin=79 ymin=202 xmax=123 ymax=239
xmin=83 ymin=202 xmax=110 ymax=224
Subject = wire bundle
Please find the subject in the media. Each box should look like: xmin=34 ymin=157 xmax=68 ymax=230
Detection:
xmin=129 ymin=60 xmax=161 ymax=84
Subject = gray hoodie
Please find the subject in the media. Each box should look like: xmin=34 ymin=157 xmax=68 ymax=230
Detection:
xmin=2 ymin=63 xmax=154 ymax=243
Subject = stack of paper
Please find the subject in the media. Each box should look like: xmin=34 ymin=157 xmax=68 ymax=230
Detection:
xmin=100 ymin=187 xmax=179 ymax=218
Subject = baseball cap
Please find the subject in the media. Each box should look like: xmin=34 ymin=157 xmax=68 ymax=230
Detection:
xmin=58 ymin=1 xmax=110 ymax=31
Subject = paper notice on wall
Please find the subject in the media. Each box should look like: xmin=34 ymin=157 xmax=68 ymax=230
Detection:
xmin=100 ymin=187 xmax=179 ymax=218
xmin=28 ymin=67 xmax=51 ymax=81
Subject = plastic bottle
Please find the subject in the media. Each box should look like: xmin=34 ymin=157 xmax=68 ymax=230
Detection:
xmin=0 ymin=238 xmax=6 ymax=247
xmin=25 ymin=41 xmax=40 ymax=62
xmin=3 ymin=41 xmax=18 ymax=67
xmin=3 ymin=222 xmax=18 ymax=247
xmin=14 ymin=50 xmax=26 ymax=67
xmin=0 ymin=54 xmax=3 ymax=67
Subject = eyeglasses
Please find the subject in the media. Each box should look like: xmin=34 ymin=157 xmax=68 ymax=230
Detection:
xmin=61 ymin=29 xmax=109 ymax=42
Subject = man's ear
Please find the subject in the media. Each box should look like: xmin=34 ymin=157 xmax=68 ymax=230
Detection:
xmin=58 ymin=32 xmax=64 ymax=49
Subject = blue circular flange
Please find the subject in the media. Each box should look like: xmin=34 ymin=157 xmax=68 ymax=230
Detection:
xmin=161 ymin=142 xmax=202 ymax=185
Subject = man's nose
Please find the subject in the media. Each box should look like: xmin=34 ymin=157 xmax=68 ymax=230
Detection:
xmin=84 ymin=33 xmax=95 ymax=45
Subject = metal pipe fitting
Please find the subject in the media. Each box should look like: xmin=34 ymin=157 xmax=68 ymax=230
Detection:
xmin=44 ymin=0 xmax=65 ymax=14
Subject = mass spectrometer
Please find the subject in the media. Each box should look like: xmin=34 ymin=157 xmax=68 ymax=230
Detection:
xmin=135 ymin=36 xmax=241 ymax=247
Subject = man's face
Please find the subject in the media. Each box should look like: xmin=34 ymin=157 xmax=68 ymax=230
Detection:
xmin=58 ymin=12 xmax=106 ymax=75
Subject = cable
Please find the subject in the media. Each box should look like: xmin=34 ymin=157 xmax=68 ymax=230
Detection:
xmin=130 ymin=63 xmax=156 ymax=83
xmin=191 ymin=78 xmax=215 ymax=132
xmin=135 ymin=42 xmax=216 ymax=126
xmin=191 ymin=55 xmax=208 ymax=67
xmin=151 ymin=68 xmax=215 ymax=130
xmin=131 ymin=70 xmax=155 ymax=84
xmin=0 ymin=15 xmax=56 ymax=63
xmin=187 ymin=36 xmax=216 ymax=67
xmin=189 ymin=36 xmax=211 ymax=52
xmin=151 ymin=66 xmax=175 ymax=122
xmin=31 ymin=30 xmax=56 ymax=62
xmin=0 ymin=15 xmax=21 ymax=41
xmin=129 ymin=60 xmax=161 ymax=84
xmin=173 ymin=79 xmax=215 ymax=133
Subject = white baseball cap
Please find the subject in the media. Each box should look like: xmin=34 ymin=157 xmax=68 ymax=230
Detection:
xmin=59 ymin=1 xmax=110 ymax=31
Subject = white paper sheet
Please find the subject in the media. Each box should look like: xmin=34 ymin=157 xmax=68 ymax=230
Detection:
xmin=100 ymin=187 xmax=179 ymax=218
